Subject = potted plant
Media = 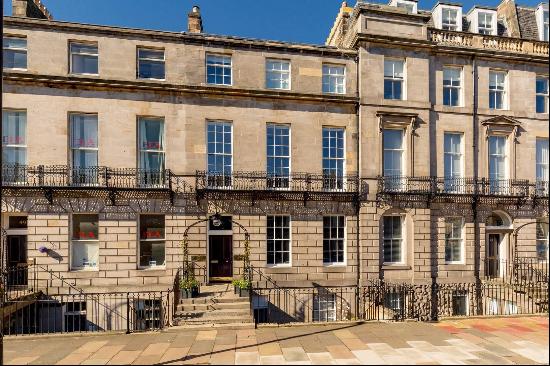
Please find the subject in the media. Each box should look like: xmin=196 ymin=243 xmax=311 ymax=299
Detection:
xmin=232 ymin=278 xmax=251 ymax=298
xmin=179 ymin=277 xmax=200 ymax=299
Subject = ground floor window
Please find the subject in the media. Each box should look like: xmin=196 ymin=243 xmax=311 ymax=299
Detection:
xmin=323 ymin=216 xmax=345 ymax=265
xmin=267 ymin=216 xmax=291 ymax=266
xmin=134 ymin=299 xmax=162 ymax=330
xmin=139 ymin=215 xmax=165 ymax=268
xmin=383 ymin=216 xmax=404 ymax=264
xmin=71 ymin=214 xmax=99 ymax=270
xmin=313 ymin=293 xmax=336 ymax=322
xmin=445 ymin=217 xmax=464 ymax=263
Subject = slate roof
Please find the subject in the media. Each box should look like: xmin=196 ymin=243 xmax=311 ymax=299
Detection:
xmin=516 ymin=6 xmax=540 ymax=40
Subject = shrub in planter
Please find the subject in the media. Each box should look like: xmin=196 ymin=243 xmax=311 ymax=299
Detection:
xmin=180 ymin=278 xmax=200 ymax=299
xmin=232 ymin=278 xmax=251 ymax=298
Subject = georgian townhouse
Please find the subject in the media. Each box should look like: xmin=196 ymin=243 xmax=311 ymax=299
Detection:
xmin=1 ymin=0 xmax=548 ymax=327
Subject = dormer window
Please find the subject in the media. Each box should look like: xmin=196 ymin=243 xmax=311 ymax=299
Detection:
xmin=390 ymin=0 xmax=418 ymax=14
xmin=537 ymin=5 xmax=549 ymax=41
xmin=478 ymin=12 xmax=494 ymax=35
xmin=442 ymin=8 xmax=459 ymax=31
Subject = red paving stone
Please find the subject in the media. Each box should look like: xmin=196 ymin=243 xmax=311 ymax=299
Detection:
xmin=506 ymin=324 xmax=536 ymax=333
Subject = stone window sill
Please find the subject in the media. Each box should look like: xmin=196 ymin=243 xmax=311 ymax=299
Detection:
xmin=381 ymin=265 xmax=412 ymax=270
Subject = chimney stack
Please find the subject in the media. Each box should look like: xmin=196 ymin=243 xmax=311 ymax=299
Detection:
xmin=12 ymin=0 xmax=52 ymax=20
xmin=188 ymin=6 xmax=203 ymax=33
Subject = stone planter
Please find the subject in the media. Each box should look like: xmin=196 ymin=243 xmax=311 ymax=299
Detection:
xmin=180 ymin=287 xmax=199 ymax=299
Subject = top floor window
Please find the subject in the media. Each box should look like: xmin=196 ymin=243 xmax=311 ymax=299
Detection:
xmin=478 ymin=12 xmax=494 ymax=35
xmin=206 ymin=54 xmax=232 ymax=86
xmin=544 ymin=11 xmax=549 ymax=41
xmin=384 ymin=59 xmax=404 ymax=100
xmin=3 ymin=36 xmax=27 ymax=70
xmin=536 ymin=77 xmax=549 ymax=114
xmin=70 ymin=42 xmax=98 ymax=75
xmin=489 ymin=71 xmax=506 ymax=110
xmin=322 ymin=65 xmax=345 ymax=94
xmin=266 ymin=59 xmax=291 ymax=90
xmin=137 ymin=48 xmax=165 ymax=80
xmin=395 ymin=1 xmax=415 ymax=13
xmin=442 ymin=8 xmax=459 ymax=31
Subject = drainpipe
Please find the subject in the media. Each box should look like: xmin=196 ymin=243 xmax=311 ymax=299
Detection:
xmin=355 ymin=52 xmax=362 ymax=318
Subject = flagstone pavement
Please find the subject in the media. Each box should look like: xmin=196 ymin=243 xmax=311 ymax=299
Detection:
xmin=4 ymin=316 xmax=549 ymax=365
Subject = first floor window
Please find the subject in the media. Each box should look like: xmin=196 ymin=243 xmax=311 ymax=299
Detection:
xmin=267 ymin=216 xmax=290 ymax=266
xmin=323 ymin=216 xmax=345 ymax=265
xmin=71 ymin=214 xmax=99 ymax=270
xmin=443 ymin=67 xmax=462 ymax=107
xmin=2 ymin=110 xmax=27 ymax=184
xmin=452 ymin=291 xmax=468 ymax=316
xmin=322 ymin=127 xmax=345 ymax=190
xmin=488 ymin=135 xmax=508 ymax=194
xmin=445 ymin=217 xmax=464 ymax=263
xmin=139 ymin=215 xmax=165 ymax=267
xmin=3 ymin=36 xmax=27 ymax=70
xmin=266 ymin=124 xmax=290 ymax=189
xmin=536 ymin=77 xmax=549 ymax=113
xmin=70 ymin=42 xmax=98 ymax=75
xmin=444 ymin=133 xmax=463 ymax=192
xmin=537 ymin=219 xmax=549 ymax=261
xmin=383 ymin=129 xmax=405 ymax=191
xmin=207 ymin=121 xmax=232 ymax=188
xmin=536 ymin=138 xmax=549 ymax=195
xmin=383 ymin=216 xmax=404 ymax=264
xmin=313 ymin=293 xmax=336 ymax=322
xmin=138 ymin=117 xmax=165 ymax=186
xmin=70 ymin=114 xmax=99 ymax=185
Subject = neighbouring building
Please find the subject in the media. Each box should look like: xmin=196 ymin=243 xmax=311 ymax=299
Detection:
xmin=1 ymin=0 xmax=548 ymax=327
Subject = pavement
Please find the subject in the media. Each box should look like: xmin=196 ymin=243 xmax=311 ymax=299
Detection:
xmin=4 ymin=316 xmax=549 ymax=365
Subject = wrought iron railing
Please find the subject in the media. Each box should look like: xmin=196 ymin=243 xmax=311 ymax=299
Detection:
xmin=0 ymin=264 xmax=38 ymax=302
xmin=378 ymin=176 xmax=532 ymax=197
xmin=483 ymin=258 xmax=549 ymax=286
xmin=196 ymin=171 xmax=359 ymax=194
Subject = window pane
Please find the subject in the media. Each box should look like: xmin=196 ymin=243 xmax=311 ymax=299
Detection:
xmin=3 ymin=38 xmax=27 ymax=69
xmin=72 ymin=214 xmax=99 ymax=240
xmin=266 ymin=216 xmax=291 ymax=265
xmin=139 ymin=241 xmax=166 ymax=267
xmin=140 ymin=215 xmax=165 ymax=240
xmin=72 ymin=242 xmax=99 ymax=269
xmin=71 ymin=115 xmax=98 ymax=149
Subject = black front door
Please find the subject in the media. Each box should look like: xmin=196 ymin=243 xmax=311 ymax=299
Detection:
xmin=7 ymin=235 xmax=28 ymax=287
xmin=487 ymin=234 xmax=500 ymax=278
xmin=209 ymin=236 xmax=233 ymax=281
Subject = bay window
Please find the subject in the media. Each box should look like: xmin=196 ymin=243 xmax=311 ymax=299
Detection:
xmin=266 ymin=124 xmax=290 ymax=189
xmin=383 ymin=216 xmax=404 ymax=264
xmin=70 ymin=114 xmax=98 ymax=185
xmin=71 ymin=214 xmax=99 ymax=270
xmin=139 ymin=215 xmax=165 ymax=268
xmin=138 ymin=117 xmax=165 ymax=187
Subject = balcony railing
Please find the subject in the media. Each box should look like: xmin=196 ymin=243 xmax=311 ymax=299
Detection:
xmin=1 ymin=164 xmax=185 ymax=191
xmin=196 ymin=171 xmax=359 ymax=194
xmin=378 ymin=176 xmax=532 ymax=198
xmin=429 ymin=28 xmax=549 ymax=57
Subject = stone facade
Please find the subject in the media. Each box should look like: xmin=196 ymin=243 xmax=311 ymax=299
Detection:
xmin=1 ymin=0 xmax=548 ymax=294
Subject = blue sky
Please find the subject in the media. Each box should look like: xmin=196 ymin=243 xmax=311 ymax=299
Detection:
xmin=3 ymin=0 xmax=544 ymax=44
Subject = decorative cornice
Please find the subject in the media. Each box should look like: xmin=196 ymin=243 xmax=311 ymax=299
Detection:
xmin=3 ymin=72 xmax=359 ymax=105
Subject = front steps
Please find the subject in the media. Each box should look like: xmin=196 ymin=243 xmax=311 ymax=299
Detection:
xmin=173 ymin=283 xmax=255 ymax=330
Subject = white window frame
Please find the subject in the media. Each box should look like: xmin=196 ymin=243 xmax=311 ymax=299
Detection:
xmin=489 ymin=71 xmax=507 ymax=110
xmin=266 ymin=59 xmax=291 ymax=90
xmin=266 ymin=123 xmax=291 ymax=190
xmin=69 ymin=41 xmax=99 ymax=76
xmin=442 ymin=8 xmax=459 ymax=31
xmin=3 ymin=36 xmax=27 ymax=71
xmin=536 ymin=138 xmax=549 ymax=196
xmin=443 ymin=132 xmax=464 ymax=192
xmin=383 ymin=215 xmax=405 ymax=265
xmin=206 ymin=54 xmax=232 ymax=86
xmin=384 ymin=58 xmax=405 ymax=100
xmin=322 ymin=127 xmax=346 ymax=191
xmin=206 ymin=120 xmax=233 ymax=188
xmin=138 ymin=117 xmax=166 ymax=188
xmin=266 ymin=215 xmax=292 ymax=267
xmin=445 ymin=217 xmax=465 ymax=264
xmin=137 ymin=47 xmax=166 ymax=81
xmin=313 ymin=293 xmax=337 ymax=322
xmin=322 ymin=64 xmax=346 ymax=94
xmin=488 ymin=135 xmax=509 ymax=194
xmin=544 ymin=10 xmax=550 ymax=42
xmin=70 ymin=113 xmax=99 ymax=186
xmin=536 ymin=5 xmax=549 ymax=42
xmin=537 ymin=219 xmax=549 ymax=262
xmin=443 ymin=67 xmax=462 ymax=107
xmin=383 ymin=129 xmax=406 ymax=191
xmin=536 ymin=76 xmax=549 ymax=114
xmin=138 ymin=214 xmax=166 ymax=269
xmin=2 ymin=109 xmax=27 ymax=167
xmin=323 ymin=216 xmax=347 ymax=266
xmin=478 ymin=11 xmax=495 ymax=35
xmin=70 ymin=214 xmax=100 ymax=271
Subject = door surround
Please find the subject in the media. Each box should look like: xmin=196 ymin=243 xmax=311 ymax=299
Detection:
xmin=206 ymin=216 xmax=233 ymax=283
